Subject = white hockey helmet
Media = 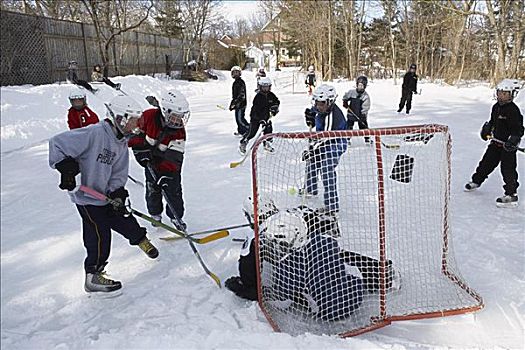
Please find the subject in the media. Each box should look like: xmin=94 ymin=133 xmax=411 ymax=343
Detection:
xmin=261 ymin=210 xmax=308 ymax=253
xmin=106 ymin=94 xmax=142 ymax=137
xmin=69 ymin=89 xmax=86 ymax=110
xmin=312 ymin=84 xmax=337 ymax=105
xmin=159 ymin=90 xmax=190 ymax=129
xmin=231 ymin=65 xmax=242 ymax=78
xmin=308 ymin=65 xmax=314 ymax=72
xmin=496 ymin=79 xmax=522 ymax=103
xmin=258 ymin=76 xmax=272 ymax=92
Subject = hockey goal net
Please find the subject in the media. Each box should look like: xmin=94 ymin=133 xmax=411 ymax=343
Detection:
xmin=250 ymin=124 xmax=483 ymax=337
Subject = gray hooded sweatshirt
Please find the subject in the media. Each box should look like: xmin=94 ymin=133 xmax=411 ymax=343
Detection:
xmin=49 ymin=120 xmax=129 ymax=206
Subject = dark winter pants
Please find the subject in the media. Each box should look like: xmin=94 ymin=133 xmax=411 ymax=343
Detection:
xmin=398 ymin=88 xmax=413 ymax=112
xmin=347 ymin=113 xmax=370 ymax=142
xmin=102 ymin=77 xmax=118 ymax=89
xmin=74 ymin=79 xmax=96 ymax=93
xmin=471 ymin=143 xmax=519 ymax=195
xmin=305 ymin=153 xmax=342 ymax=212
xmin=235 ymin=108 xmax=249 ymax=135
xmin=76 ymin=204 xmax=146 ymax=273
xmin=241 ymin=119 xmax=273 ymax=145
xmin=145 ymin=169 xmax=184 ymax=219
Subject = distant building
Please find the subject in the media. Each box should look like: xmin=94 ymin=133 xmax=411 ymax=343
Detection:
xmin=259 ymin=13 xmax=301 ymax=70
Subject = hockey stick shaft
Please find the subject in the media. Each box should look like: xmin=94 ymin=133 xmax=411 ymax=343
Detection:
xmin=159 ymin=223 xmax=250 ymax=241
xmin=128 ymin=175 xmax=144 ymax=187
xmin=146 ymin=165 xmax=222 ymax=287
xmin=488 ymin=136 xmax=525 ymax=153
xmin=77 ymin=185 xmax=226 ymax=245
xmin=159 ymin=230 xmax=229 ymax=242
xmin=229 ymin=128 xmax=264 ymax=168
xmin=346 ymin=109 xmax=400 ymax=149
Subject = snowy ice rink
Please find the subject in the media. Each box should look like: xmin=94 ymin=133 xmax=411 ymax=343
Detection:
xmin=1 ymin=71 xmax=524 ymax=349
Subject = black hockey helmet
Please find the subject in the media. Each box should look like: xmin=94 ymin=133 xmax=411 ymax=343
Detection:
xmin=356 ymin=75 xmax=368 ymax=92
xmin=409 ymin=63 xmax=417 ymax=70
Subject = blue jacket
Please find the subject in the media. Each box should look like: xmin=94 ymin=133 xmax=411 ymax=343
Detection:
xmin=311 ymin=104 xmax=348 ymax=159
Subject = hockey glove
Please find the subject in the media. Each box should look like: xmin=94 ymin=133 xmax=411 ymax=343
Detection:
xmin=229 ymin=101 xmax=236 ymax=111
xmin=269 ymin=105 xmax=279 ymax=116
xmin=108 ymin=187 xmax=129 ymax=216
xmin=55 ymin=157 xmax=80 ymax=191
xmin=133 ymin=148 xmax=152 ymax=168
xmin=480 ymin=122 xmax=492 ymax=141
xmin=156 ymin=175 xmax=173 ymax=188
xmin=304 ymin=108 xmax=316 ymax=128
xmin=145 ymin=95 xmax=159 ymax=107
xmin=504 ymin=135 xmax=521 ymax=152
xmin=342 ymin=100 xmax=349 ymax=109
xmin=301 ymin=145 xmax=314 ymax=161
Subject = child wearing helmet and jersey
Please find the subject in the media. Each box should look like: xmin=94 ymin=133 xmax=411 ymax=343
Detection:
xmin=229 ymin=66 xmax=249 ymax=136
xmin=305 ymin=65 xmax=316 ymax=95
xmin=129 ymin=91 xmax=189 ymax=232
xmin=342 ymin=75 xmax=371 ymax=143
xmin=302 ymin=84 xmax=348 ymax=214
xmin=239 ymin=76 xmax=280 ymax=155
xmin=67 ymin=89 xmax=99 ymax=129
xmin=226 ymin=198 xmax=400 ymax=321
xmin=49 ymin=94 xmax=159 ymax=294
xmin=465 ymin=79 xmax=524 ymax=207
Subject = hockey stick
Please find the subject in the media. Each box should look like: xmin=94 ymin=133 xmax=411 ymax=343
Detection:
xmin=346 ymin=109 xmax=400 ymax=149
xmin=216 ymin=104 xmax=227 ymax=110
xmin=160 ymin=223 xmax=251 ymax=241
xmin=145 ymin=164 xmax=222 ymax=287
xmin=488 ymin=136 xmax=525 ymax=153
xmin=229 ymin=127 xmax=264 ymax=168
xmin=127 ymin=175 xmax=144 ymax=187
xmin=77 ymin=185 xmax=228 ymax=245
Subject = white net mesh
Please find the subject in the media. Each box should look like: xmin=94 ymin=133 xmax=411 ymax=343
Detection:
xmin=251 ymin=125 xmax=483 ymax=337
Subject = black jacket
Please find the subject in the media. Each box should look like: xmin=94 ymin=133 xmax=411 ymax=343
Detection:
xmin=402 ymin=72 xmax=418 ymax=93
xmin=250 ymin=91 xmax=280 ymax=121
xmin=231 ymin=77 xmax=247 ymax=109
xmin=488 ymin=102 xmax=524 ymax=142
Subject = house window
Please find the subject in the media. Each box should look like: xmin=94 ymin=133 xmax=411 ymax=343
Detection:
xmin=281 ymin=49 xmax=286 ymax=55
xmin=270 ymin=49 xmax=273 ymax=55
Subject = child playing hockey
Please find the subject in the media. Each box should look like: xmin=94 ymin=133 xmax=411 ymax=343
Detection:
xmin=49 ymin=94 xmax=159 ymax=294
xmin=342 ymin=75 xmax=371 ymax=143
xmin=397 ymin=63 xmax=418 ymax=114
xmin=305 ymin=65 xmax=316 ymax=95
xmin=229 ymin=66 xmax=249 ymax=136
xmin=255 ymin=67 xmax=266 ymax=92
xmin=302 ymin=84 xmax=348 ymax=214
xmin=465 ymin=79 xmax=524 ymax=207
xmin=239 ymin=77 xmax=280 ymax=155
xmin=91 ymin=64 xmax=121 ymax=90
xmin=129 ymin=91 xmax=190 ymax=232
xmin=226 ymin=198 xmax=399 ymax=322
xmin=67 ymin=89 xmax=99 ymax=130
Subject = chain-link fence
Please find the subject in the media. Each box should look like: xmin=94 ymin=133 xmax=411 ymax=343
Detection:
xmin=1 ymin=10 xmax=193 ymax=86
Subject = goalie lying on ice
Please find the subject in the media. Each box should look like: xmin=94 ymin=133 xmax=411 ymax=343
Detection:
xmin=226 ymin=199 xmax=399 ymax=322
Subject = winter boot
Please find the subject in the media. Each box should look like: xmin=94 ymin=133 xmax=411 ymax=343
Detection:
xmin=171 ymin=216 xmax=187 ymax=233
xmin=85 ymin=269 xmax=122 ymax=293
xmin=263 ymin=141 xmax=275 ymax=153
xmin=397 ymin=108 xmax=402 ymax=113
xmin=225 ymin=276 xmax=258 ymax=301
xmin=151 ymin=214 xmax=162 ymax=227
xmin=405 ymin=110 xmax=410 ymax=114
xmin=464 ymin=182 xmax=480 ymax=192
xmin=496 ymin=194 xmax=518 ymax=208
xmin=138 ymin=238 xmax=159 ymax=259
xmin=239 ymin=142 xmax=247 ymax=155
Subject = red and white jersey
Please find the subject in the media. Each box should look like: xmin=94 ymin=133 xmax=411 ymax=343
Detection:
xmin=129 ymin=108 xmax=186 ymax=173
xmin=67 ymin=106 xmax=99 ymax=130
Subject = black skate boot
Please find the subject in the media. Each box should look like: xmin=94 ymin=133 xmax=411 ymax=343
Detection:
xmin=239 ymin=142 xmax=247 ymax=155
xmin=85 ymin=268 xmax=122 ymax=293
xmin=464 ymin=182 xmax=480 ymax=192
xmin=496 ymin=194 xmax=518 ymax=208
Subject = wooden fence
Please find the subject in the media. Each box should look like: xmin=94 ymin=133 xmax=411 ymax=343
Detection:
xmin=0 ymin=10 xmax=194 ymax=86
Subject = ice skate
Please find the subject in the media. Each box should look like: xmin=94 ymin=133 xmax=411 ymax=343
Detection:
xmin=464 ymin=182 xmax=480 ymax=192
xmin=238 ymin=142 xmax=247 ymax=155
xmin=171 ymin=216 xmax=187 ymax=233
xmin=85 ymin=270 xmax=122 ymax=293
xmin=496 ymin=194 xmax=518 ymax=208
xmin=151 ymin=214 xmax=162 ymax=227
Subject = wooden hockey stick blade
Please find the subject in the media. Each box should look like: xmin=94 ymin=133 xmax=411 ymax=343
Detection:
xmin=381 ymin=141 xmax=400 ymax=149
xmin=216 ymin=104 xmax=226 ymax=110
xmin=159 ymin=230 xmax=229 ymax=243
